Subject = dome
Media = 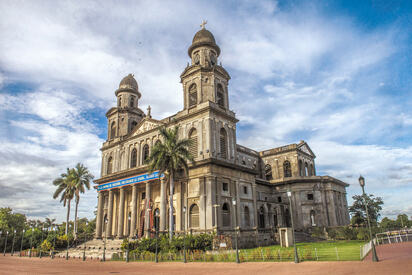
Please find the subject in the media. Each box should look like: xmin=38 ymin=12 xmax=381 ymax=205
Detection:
xmin=115 ymin=74 xmax=141 ymax=98
xmin=188 ymin=28 xmax=220 ymax=57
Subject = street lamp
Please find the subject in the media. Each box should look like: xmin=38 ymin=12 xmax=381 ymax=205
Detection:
xmin=29 ymin=226 xmax=33 ymax=258
xmin=39 ymin=224 xmax=44 ymax=258
xmin=20 ymin=229 xmax=25 ymax=257
xmin=183 ymin=206 xmax=186 ymax=263
xmin=52 ymin=226 xmax=57 ymax=259
xmin=126 ymin=215 xmax=130 ymax=263
xmin=83 ymin=221 xmax=88 ymax=261
xmin=102 ymin=217 xmax=108 ymax=262
xmin=232 ymin=199 xmax=240 ymax=264
xmin=287 ymin=190 xmax=299 ymax=263
xmin=359 ymin=175 xmax=379 ymax=262
xmin=11 ymin=229 xmax=16 ymax=256
xmin=2 ymin=231 xmax=8 ymax=256
xmin=66 ymin=223 xmax=70 ymax=260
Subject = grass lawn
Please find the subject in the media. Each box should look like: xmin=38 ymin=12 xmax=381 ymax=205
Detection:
xmin=240 ymin=240 xmax=367 ymax=261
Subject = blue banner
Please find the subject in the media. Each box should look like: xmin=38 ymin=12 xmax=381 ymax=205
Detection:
xmin=97 ymin=171 xmax=164 ymax=191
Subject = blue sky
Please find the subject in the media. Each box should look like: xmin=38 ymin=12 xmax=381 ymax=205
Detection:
xmin=0 ymin=0 xmax=411 ymax=222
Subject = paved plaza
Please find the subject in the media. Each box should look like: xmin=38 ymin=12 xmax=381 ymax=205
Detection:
xmin=0 ymin=242 xmax=411 ymax=275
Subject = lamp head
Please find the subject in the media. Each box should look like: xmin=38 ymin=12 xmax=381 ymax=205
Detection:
xmin=287 ymin=191 xmax=292 ymax=198
xmin=232 ymin=199 xmax=236 ymax=206
xmin=183 ymin=206 xmax=186 ymax=213
xmin=359 ymin=175 xmax=365 ymax=187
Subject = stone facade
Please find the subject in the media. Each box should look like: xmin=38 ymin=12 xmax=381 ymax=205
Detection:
xmin=94 ymin=25 xmax=350 ymax=245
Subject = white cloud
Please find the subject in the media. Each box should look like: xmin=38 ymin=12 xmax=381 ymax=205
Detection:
xmin=0 ymin=0 xmax=410 ymax=221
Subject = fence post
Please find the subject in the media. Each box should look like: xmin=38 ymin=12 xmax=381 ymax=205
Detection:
xmin=261 ymin=248 xmax=264 ymax=261
xmin=315 ymin=248 xmax=318 ymax=261
xmin=335 ymin=247 xmax=339 ymax=261
xmin=278 ymin=249 xmax=281 ymax=261
xmin=359 ymin=246 xmax=362 ymax=260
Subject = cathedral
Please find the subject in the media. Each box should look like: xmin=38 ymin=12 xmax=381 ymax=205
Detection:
xmin=94 ymin=24 xmax=350 ymax=247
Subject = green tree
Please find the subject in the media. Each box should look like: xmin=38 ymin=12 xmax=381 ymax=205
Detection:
xmin=71 ymin=163 xmax=93 ymax=239
xmin=44 ymin=218 xmax=56 ymax=229
xmin=52 ymin=168 xmax=76 ymax=234
xmin=349 ymin=193 xmax=383 ymax=226
xmin=0 ymin=207 xmax=26 ymax=232
xmin=147 ymin=126 xmax=194 ymax=240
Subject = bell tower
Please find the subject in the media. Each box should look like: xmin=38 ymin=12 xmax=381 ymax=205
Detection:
xmin=106 ymin=74 xmax=145 ymax=140
xmin=180 ymin=21 xmax=231 ymax=111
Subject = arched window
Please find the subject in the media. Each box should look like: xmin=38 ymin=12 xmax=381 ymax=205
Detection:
xmin=244 ymin=206 xmax=250 ymax=227
xmin=273 ymin=212 xmax=278 ymax=227
xmin=259 ymin=206 xmax=265 ymax=228
xmin=139 ymin=210 xmax=145 ymax=237
xmin=305 ymin=163 xmax=309 ymax=176
xmin=131 ymin=120 xmax=138 ymax=131
xmin=283 ymin=161 xmax=292 ymax=177
xmin=118 ymin=96 xmax=122 ymax=107
xmin=219 ymin=128 xmax=227 ymax=159
xmin=216 ymin=84 xmax=224 ymax=108
xmin=110 ymin=122 xmax=116 ymax=139
xmin=310 ymin=210 xmax=316 ymax=226
xmin=130 ymin=148 xmax=137 ymax=168
xmin=309 ymin=164 xmax=313 ymax=176
xmin=154 ymin=208 xmax=160 ymax=231
xmin=188 ymin=128 xmax=198 ymax=157
xmin=129 ymin=96 xmax=135 ymax=108
xmin=298 ymin=160 xmax=303 ymax=176
xmin=142 ymin=144 xmax=149 ymax=164
xmin=222 ymin=203 xmax=231 ymax=227
xmin=285 ymin=208 xmax=291 ymax=227
xmin=189 ymin=84 xmax=197 ymax=107
xmin=265 ymin=164 xmax=273 ymax=180
xmin=107 ymin=156 xmax=113 ymax=174
xmin=189 ymin=204 xmax=199 ymax=228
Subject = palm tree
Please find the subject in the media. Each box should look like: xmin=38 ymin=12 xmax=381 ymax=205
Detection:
xmin=71 ymin=163 xmax=93 ymax=239
xmin=52 ymin=168 xmax=76 ymax=234
xmin=148 ymin=126 xmax=194 ymax=240
xmin=44 ymin=218 xmax=56 ymax=229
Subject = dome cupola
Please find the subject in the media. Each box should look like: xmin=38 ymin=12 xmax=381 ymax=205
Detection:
xmin=115 ymin=74 xmax=141 ymax=98
xmin=188 ymin=21 xmax=220 ymax=57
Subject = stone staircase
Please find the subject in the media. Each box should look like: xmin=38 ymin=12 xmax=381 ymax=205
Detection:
xmin=55 ymin=239 xmax=124 ymax=260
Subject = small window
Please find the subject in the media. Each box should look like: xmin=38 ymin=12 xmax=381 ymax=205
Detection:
xmin=283 ymin=160 xmax=292 ymax=177
xmin=219 ymin=128 xmax=227 ymax=159
xmin=278 ymin=197 xmax=282 ymax=202
xmin=243 ymin=186 xmax=248 ymax=194
xmin=222 ymin=182 xmax=228 ymax=192
xmin=307 ymin=193 xmax=314 ymax=200
xmin=129 ymin=96 xmax=135 ymax=108
xmin=265 ymin=164 xmax=273 ymax=180
xmin=189 ymin=84 xmax=197 ymax=107
xmin=142 ymin=192 xmax=146 ymax=200
xmin=142 ymin=144 xmax=149 ymax=164
xmin=242 ymin=160 xmax=246 ymax=165
xmin=216 ymin=84 xmax=224 ymax=108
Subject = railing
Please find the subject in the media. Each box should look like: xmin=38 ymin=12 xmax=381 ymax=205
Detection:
xmin=376 ymin=229 xmax=412 ymax=245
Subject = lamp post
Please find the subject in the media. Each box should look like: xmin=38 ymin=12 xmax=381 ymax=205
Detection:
xmin=39 ymin=224 xmax=44 ymax=258
xmin=359 ymin=175 xmax=379 ymax=262
xmin=29 ymin=226 xmax=33 ymax=258
xmin=83 ymin=221 xmax=88 ymax=261
xmin=155 ymin=224 xmax=159 ymax=263
xmin=20 ymin=229 xmax=25 ymax=257
xmin=183 ymin=206 xmax=186 ymax=263
xmin=126 ymin=215 xmax=130 ymax=263
xmin=102 ymin=217 xmax=108 ymax=262
xmin=2 ymin=231 xmax=8 ymax=256
xmin=52 ymin=226 xmax=57 ymax=259
xmin=287 ymin=190 xmax=299 ymax=263
xmin=232 ymin=199 xmax=240 ymax=264
xmin=66 ymin=223 xmax=70 ymax=260
xmin=11 ymin=229 xmax=16 ymax=256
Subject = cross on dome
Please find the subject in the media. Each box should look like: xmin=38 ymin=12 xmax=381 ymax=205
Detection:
xmin=200 ymin=20 xmax=207 ymax=29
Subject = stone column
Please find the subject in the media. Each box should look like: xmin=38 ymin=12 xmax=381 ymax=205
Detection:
xmin=106 ymin=190 xmax=114 ymax=238
xmin=95 ymin=191 xmax=104 ymax=238
xmin=252 ymin=183 xmax=258 ymax=228
xmin=130 ymin=185 xmax=137 ymax=237
xmin=144 ymin=181 xmax=152 ymax=237
xmin=117 ymin=187 xmax=125 ymax=238
xmin=160 ymin=177 xmax=167 ymax=232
